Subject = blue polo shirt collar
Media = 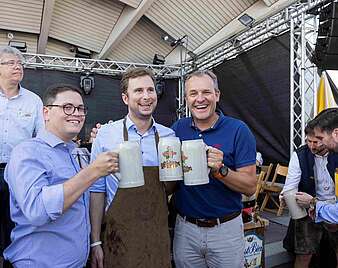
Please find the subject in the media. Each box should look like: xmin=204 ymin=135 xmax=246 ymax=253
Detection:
xmin=190 ymin=111 xmax=225 ymax=131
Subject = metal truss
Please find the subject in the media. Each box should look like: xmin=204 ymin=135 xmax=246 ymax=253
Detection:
xmin=22 ymin=53 xmax=180 ymax=78
xmin=182 ymin=0 xmax=325 ymax=155
xmin=290 ymin=12 xmax=319 ymax=154
xmin=187 ymin=0 xmax=325 ymax=72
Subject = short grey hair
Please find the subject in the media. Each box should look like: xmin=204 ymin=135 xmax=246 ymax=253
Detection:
xmin=185 ymin=70 xmax=219 ymax=90
xmin=0 ymin=46 xmax=24 ymax=62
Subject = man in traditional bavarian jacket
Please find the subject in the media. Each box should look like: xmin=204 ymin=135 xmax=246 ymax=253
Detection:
xmin=280 ymin=120 xmax=338 ymax=268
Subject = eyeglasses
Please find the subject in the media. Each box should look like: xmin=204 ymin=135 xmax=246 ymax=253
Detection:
xmin=0 ymin=60 xmax=24 ymax=67
xmin=46 ymin=103 xmax=88 ymax=116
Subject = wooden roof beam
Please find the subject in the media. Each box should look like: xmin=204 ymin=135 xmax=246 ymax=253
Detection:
xmin=262 ymin=0 xmax=276 ymax=7
xmin=37 ymin=0 xmax=56 ymax=54
xmin=98 ymin=0 xmax=155 ymax=59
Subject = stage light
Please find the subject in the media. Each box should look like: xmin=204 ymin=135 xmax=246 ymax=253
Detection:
xmin=75 ymin=47 xmax=92 ymax=59
xmin=80 ymin=72 xmax=94 ymax=95
xmin=161 ymin=34 xmax=177 ymax=47
xmin=153 ymin=54 xmax=165 ymax=65
xmin=238 ymin=13 xmax=255 ymax=27
xmin=8 ymin=41 xmax=27 ymax=52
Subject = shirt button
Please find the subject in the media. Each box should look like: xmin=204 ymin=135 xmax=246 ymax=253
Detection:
xmin=198 ymin=134 xmax=202 ymax=137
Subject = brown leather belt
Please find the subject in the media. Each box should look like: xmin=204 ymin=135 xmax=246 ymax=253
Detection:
xmin=181 ymin=211 xmax=241 ymax=228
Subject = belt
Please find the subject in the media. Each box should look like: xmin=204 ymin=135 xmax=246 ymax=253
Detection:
xmin=180 ymin=211 xmax=241 ymax=228
xmin=0 ymin=163 xmax=7 ymax=168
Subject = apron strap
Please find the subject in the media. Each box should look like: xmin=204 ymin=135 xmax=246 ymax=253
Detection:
xmin=123 ymin=116 xmax=160 ymax=153
xmin=76 ymin=152 xmax=82 ymax=169
xmin=123 ymin=117 xmax=128 ymax=141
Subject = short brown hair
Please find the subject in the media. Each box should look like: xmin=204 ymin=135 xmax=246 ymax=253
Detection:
xmin=120 ymin=68 xmax=155 ymax=94
xmin=305 ymin=119 xmax=316 ymax=136
xmin=43 ymin=84 xmax=83 ymax=105
xmin=312 ymin=108 xmax=338 ymax=133
xmin=185 ymin=70 xmax=219 ymax=90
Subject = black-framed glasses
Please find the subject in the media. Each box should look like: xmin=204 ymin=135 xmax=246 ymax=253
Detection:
xmin=0 ymin=60 xmax=24 ymax=67
xmin=46 ymin=103 xmax=88 ymax=116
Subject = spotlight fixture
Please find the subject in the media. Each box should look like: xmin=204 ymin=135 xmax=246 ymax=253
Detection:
xmin=75 ymin=47 xmax=92 ymax=59
xmin=8 ymin=40 xmax=27 ymax=52
xmin=161 ymin=34 xmax=176 ymax=46
xmin=170 ymin=35 xmax=188 ymax=47
xmin=238 ymin=13 xmax=255 ymax=27
xmin=153 ymin=54 xmax=165 ymax=65
xmin=80 ymin=72 xmax=94 ymax=95
xmin=162 ymin=34 xmax=188 ymax=47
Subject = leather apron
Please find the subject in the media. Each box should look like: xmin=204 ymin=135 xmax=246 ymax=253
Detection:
xmin=101 ymin=118 xmax=171 ymax=268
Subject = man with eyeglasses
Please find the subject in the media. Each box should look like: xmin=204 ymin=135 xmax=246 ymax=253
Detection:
xmin=0 ymin=46 xmax=44 ymax=267
xmin=3 ymin=84 xmax=119 ymax=267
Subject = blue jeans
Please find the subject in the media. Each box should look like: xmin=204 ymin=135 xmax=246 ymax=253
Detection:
xmin=173 ymin=214 xmax=244 ymax=268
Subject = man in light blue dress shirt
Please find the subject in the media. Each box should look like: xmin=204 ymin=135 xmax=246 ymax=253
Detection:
xmin=0 ymin=46 xmax=44 ymax=266
xmin=89 ymin=68 xmax=175 ymax=268
xmin=305 ymin=108 xmax=338 ymax=223
xmin=4 ymin=84 xmax=119 ymax=267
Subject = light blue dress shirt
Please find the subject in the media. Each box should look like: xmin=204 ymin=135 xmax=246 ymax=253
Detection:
xmin=0 ymin=85 xmax=44 ymax=163
xmin=89 ymin=116 xmax=175 ymax=210
xmin=4 ymin=130 xmax=90 ymax=267
xmin=316 ymin=201 xmax=338 ymax=224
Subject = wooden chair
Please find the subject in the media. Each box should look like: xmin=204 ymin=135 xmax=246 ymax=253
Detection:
xmin=260 ymin=164 xmax=288 ymax=216
xmin=255 ymin=163 xmax=273 ymax=198
xmin=254 ymin=171 xmax=266 ymax=200
xmin=260 ymin=163 xmax=273 ymax=186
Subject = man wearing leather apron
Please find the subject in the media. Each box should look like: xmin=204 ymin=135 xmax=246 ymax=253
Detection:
xmin=89 ymin=68 xmax=175 ymax=268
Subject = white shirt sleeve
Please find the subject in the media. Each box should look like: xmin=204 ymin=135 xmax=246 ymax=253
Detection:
xmin=256 ymin=152 xmax=263 ymax=166
xmin=281 ymin=152 xmax=301 ymax=194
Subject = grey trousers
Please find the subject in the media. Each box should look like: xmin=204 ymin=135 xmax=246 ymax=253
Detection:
xmin=173 ymin=214 xmax=244 ymax=268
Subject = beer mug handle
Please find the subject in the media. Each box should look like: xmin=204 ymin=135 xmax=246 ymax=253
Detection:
xmin=205 ymin=145 xmax=211 ymax=175
xmin=110 ymin=148 xmax=120 ymax=181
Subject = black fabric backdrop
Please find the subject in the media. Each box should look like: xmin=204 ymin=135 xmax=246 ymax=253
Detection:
xmin=20 ymin=33 xmax=290 ymax=163
xmin=213 ymin=33 xmax=291 ymax=164
xmin=22 ymin=69 xmax=178 ymax=140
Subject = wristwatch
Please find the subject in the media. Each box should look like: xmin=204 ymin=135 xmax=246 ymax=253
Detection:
xmin=310 ymin=197 xmax=318 ymax=210
xmin=212 ymin=165 xmax=229 ymax=180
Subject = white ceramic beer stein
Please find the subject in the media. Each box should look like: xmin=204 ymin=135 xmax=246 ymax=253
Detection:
xmin=158 ymin=137 xmax=183 ymax=181
xmin=181 ymin=139 xmax=209 ymax=186
xmin=283 ymin=189 xmax=307 ymax=219
xmin=117 ymin=141 xmax=144 ymax=188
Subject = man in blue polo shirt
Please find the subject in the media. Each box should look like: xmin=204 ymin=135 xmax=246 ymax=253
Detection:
xmin=172 ymin=70 xmax=257 ymax=267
